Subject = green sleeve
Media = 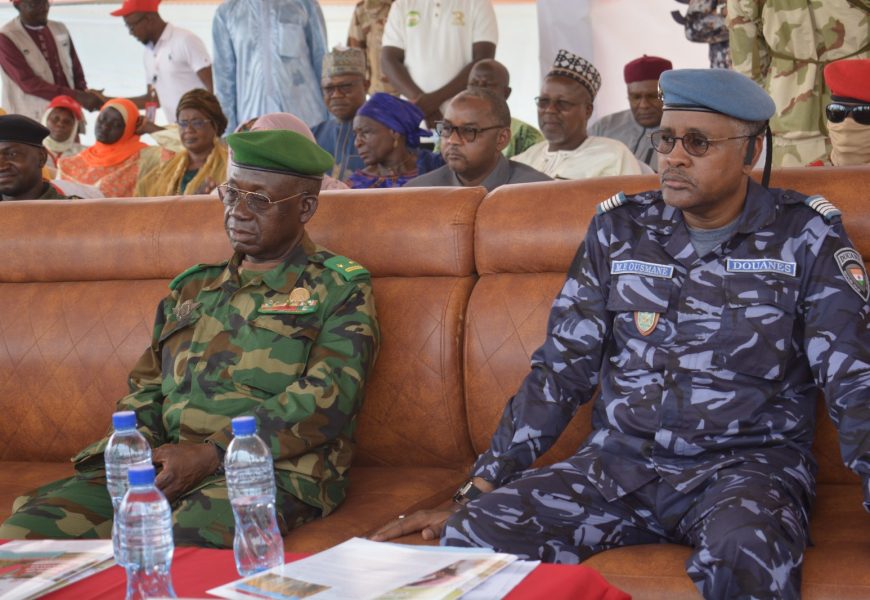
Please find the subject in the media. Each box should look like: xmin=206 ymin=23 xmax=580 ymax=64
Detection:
xmin=727 ymin=0 xmax=769 ymax=83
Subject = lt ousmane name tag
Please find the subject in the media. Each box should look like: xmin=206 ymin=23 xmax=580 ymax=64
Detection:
xmin=726 ymin=258 xmax=797 ymax=277
xmin=611 ymin=260 xmax=674 ymax=279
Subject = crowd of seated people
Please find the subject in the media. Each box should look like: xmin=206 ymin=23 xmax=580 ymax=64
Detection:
xmin=2 ymin=0 xmax=866 ymax=201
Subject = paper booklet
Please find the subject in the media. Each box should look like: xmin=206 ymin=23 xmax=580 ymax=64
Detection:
xmin=208 ymin=537 xmax=534 ymax=600
xmin=0 ymin=539 xmax=115 ymax=600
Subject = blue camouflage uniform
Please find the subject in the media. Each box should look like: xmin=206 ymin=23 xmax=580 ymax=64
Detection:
xmin=443 ymin=180 xmax=870 ymax=598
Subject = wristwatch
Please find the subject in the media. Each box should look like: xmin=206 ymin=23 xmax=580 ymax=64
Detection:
xmin=452 ymin=479 xmax=484 ymax=505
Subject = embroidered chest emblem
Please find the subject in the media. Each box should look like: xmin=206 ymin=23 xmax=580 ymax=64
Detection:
xmin=835 ymin=248 xmax=869 ymax=301
xmin=407 ymin=10 xmax=420 ymax=26
xmin=173 ymin=299 xmax=200 ymax=320
xmin=634 ymin=312 xmax=660 ymax=336
xmin=451 ymin=10 xmax=465 ymax=26
xmin=611 ymin=260 xmax=674 ymax=279
xmin=259 ymin=287 xmax=319 ymax=314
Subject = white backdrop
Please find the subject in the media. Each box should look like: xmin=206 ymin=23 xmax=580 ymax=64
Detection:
xmin=0 ymin=0 xmax=711 ymax=142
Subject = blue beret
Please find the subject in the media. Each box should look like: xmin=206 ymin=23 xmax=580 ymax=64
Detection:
xmin=659 ymin=69 xmax=776 ymax=122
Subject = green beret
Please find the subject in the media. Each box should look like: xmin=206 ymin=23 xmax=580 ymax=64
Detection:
xmin=226 ymin=130 xmax=334 ymax=177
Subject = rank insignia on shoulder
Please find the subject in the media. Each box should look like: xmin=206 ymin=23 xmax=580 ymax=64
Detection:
xmin=596 ymin=192 xmax=627 ymax=214
xmin=804 ymin=195 xmax=841 ymax=222
xmin=835 ymin=248 xmax=869 ymax=302
xmin=324 ymin=255 xmax=370 ymax=281
xmin=260 ymin=287 xmax=319 ymax=314
xmin=173 ymin=299 xmax=201 ymax=320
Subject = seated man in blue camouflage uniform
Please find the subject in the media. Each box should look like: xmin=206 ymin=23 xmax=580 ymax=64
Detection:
xmin=373 ymin=69 xmax=870 ymax=598
xmin=0 ymin=130 xmax=380 ymax=547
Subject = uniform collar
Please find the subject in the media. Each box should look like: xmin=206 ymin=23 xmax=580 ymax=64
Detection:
xmin=203 ymin=232 xmax=316 ymax=293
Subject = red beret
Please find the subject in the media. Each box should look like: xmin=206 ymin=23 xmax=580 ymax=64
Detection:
xmin=624 ymin=55 xmax=673 ymax=84
xmin=47 ymin=95 xmax=84 ymax=122
xmin=110 ymin=0 xmax=160 ymax=17
xmin=824 ymin=59 xmax=870 ymax=103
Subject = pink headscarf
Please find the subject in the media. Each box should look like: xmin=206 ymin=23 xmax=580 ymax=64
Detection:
xmin=249 ymin=113 xmax=348 ymax=190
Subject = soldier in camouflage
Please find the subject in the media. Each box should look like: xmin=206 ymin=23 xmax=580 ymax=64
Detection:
xmin=672 ymin=0 xmax=732 ymax=69
xmin=0 ymin=129 xmax=380 ymax=547
xmin=728 ymin=0 xmax=870 ymax=167
xmin=373 ymin=69 xmax=870 ymax=599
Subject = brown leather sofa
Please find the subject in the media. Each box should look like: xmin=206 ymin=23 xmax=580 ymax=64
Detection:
xmin=1 ymin=168 xmax=868 ymax=599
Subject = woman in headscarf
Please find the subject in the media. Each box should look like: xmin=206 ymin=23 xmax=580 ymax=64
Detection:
xmin=41 ymin=95 xmax=87 ymax=177
xmin=137 ymin=89 xmax=228 ymax=196
xmin=58 ymin=98 xmax=161 ymax=198
xmin=348 ymin=93 xmax=443 ymax=189
xmin=247 ymin=112 xmax=348 ymax=190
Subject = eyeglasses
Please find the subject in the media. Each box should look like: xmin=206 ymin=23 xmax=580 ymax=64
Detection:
xmin=435 ymin=122 xmax=503 ymax=143
xmin=322 ymin=82 xmax=359 ymax=97
xmin=650 ymin=130 xmax=756 ymax=157
xmin=826 ymin=103 xmax=870 ymax=126
xmin=534 ymin=97 xmax=580 ymax=112
xmin=217 ymin=184 xmax=305 ymax=214
xmin=178 ymin=119 xmax=212 ymax=131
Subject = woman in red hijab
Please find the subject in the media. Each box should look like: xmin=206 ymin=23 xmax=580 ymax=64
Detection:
xmin=58 ymin=98 xmax=164 ymax=198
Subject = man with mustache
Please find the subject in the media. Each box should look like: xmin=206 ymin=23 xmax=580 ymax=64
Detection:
xmin=374 ymin=69 xmax=870 ymax=599
xmin=0 ymin=130 xmax=380 ymax=547
xmin=405 ymin=88 xmax=549 ymax=192
xmin=0 ymin=0 xmax=102 ymax=120
xmin=0 ymin=114 xmax=74 ymax=200
xmin=589 ymin=55 xmax=672 ymax=172
xmin=312 ymin=47 xmax=368 ymax=182
xmin=513 ymin=49 xmax=643 ymax=180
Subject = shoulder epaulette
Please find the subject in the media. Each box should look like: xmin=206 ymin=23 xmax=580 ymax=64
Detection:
xmin=802 ymin=195 xmax=842 ymax=223
xmin=169 ymin=262 xmax=227 ymax=291
xmin=323 ymin=255 xmax=371 ymax=282
xmin=596 ymin=192 xmax=628 ymax=214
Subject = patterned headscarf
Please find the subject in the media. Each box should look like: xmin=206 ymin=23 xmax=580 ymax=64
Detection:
xmin=356 ymin=93 xmax=430 ymax=148
xmin=176 ymin=88 xmax=228 ymax=136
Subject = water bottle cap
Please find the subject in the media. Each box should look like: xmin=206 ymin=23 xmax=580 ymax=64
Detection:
xmin=231 ymin=416 xmax=257 ymax=436
xmin=127 ymin=465 xmax=155 ymax=486
xmin=112 ymin=411 xmax=137 ymax=431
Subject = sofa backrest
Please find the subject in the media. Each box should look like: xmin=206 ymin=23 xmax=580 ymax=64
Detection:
xmin=467 ymin=167 xmax=870 ymax=484
xmin=0 ymin=187 xmax=484 ymax=470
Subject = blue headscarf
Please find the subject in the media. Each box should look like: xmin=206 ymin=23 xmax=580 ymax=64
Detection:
xmin=356 ymin=93 xmax=431 ymax=148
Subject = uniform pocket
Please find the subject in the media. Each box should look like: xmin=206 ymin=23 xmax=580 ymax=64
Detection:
xmin=606 ymin=274 xmax=674 ymax=370
xmin=232 ymin=314 xmax=320 ymax=395
xmin=715 ymin=276 xmax=798 ymax=380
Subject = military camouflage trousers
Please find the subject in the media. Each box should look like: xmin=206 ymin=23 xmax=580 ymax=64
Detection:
xmin=443 ymin=458 xmax=809 ymax=599
xmin=0 ymin=469 xmax=320 ymax=548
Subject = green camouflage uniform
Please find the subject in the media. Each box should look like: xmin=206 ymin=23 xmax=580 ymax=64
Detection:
xmin=0 ymin=234 xmax=380 ymax=547
xmin=728 ymin=0 xmax=870 ymax=167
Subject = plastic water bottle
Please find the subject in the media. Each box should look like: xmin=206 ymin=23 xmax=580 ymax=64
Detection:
xmin=225 ymin=416 xmax=284 ymax=576
xmin=105 ymin=410 xmax=152 ymax=564
xmin=119 ymin=465 xmax=176 ymax=600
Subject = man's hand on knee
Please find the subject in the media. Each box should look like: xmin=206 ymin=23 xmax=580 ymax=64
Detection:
xmin=152 ymin=442 xmax=222 ymax=503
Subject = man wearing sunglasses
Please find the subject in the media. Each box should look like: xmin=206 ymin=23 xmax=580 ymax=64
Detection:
xmin=0 ymin=0 xmax=102 ymax=120
xmin=405 ymin=88 xmax=550 ymax=191
xmin=373 ymin=69 xmax=870 ymax=599
xmin=0 ymin=130 xmax=380 ymax=548
xmin=814 ymin=58 xmax=870 ymax=167
xmin=513 ymin=49 xmax=643 ymax=180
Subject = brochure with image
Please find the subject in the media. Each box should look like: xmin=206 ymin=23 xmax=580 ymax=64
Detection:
xmin=208 ymin=537 xmax=524 ymax=600
xmin=0 ymin=539 xmax=114 ymax=600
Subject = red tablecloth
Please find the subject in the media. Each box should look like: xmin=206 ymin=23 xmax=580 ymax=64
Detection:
xmin=36 ymin=546 xmax=630 ymax=600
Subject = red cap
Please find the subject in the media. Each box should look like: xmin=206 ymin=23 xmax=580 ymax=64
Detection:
xmin=110 ymin=0 xmax=160 ymax=17
xmin=824 ymin=59 xmax=870 ymax=103
xmin=47 ymin=95 xmax=84 ymax=121
xmin=623 ymin=55 xmax=673 ymax=84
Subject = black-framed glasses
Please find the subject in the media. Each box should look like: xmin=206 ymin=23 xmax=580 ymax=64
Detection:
xmin=435 ymin=122 xmax=503 ymax=143
xmin=650 ymin=130 xmax=755 ymax=157
xmin=534 ymin=97 xmax=580 ymax=112
xmin=826 ymin=103 xmax=870 ymax=126
xmin=322 ymin=82 xmax=359 ymax=97
xmin=178 ymin=119 xmax=212 ymax=131
xmin=217 ymin=184 xmax=305 ymax=214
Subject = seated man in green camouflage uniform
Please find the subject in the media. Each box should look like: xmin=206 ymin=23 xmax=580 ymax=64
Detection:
xmin=0 ymin=114 xmax=76 ymax=200
xmin=0 ymin=129 xmax=380 ymax=547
